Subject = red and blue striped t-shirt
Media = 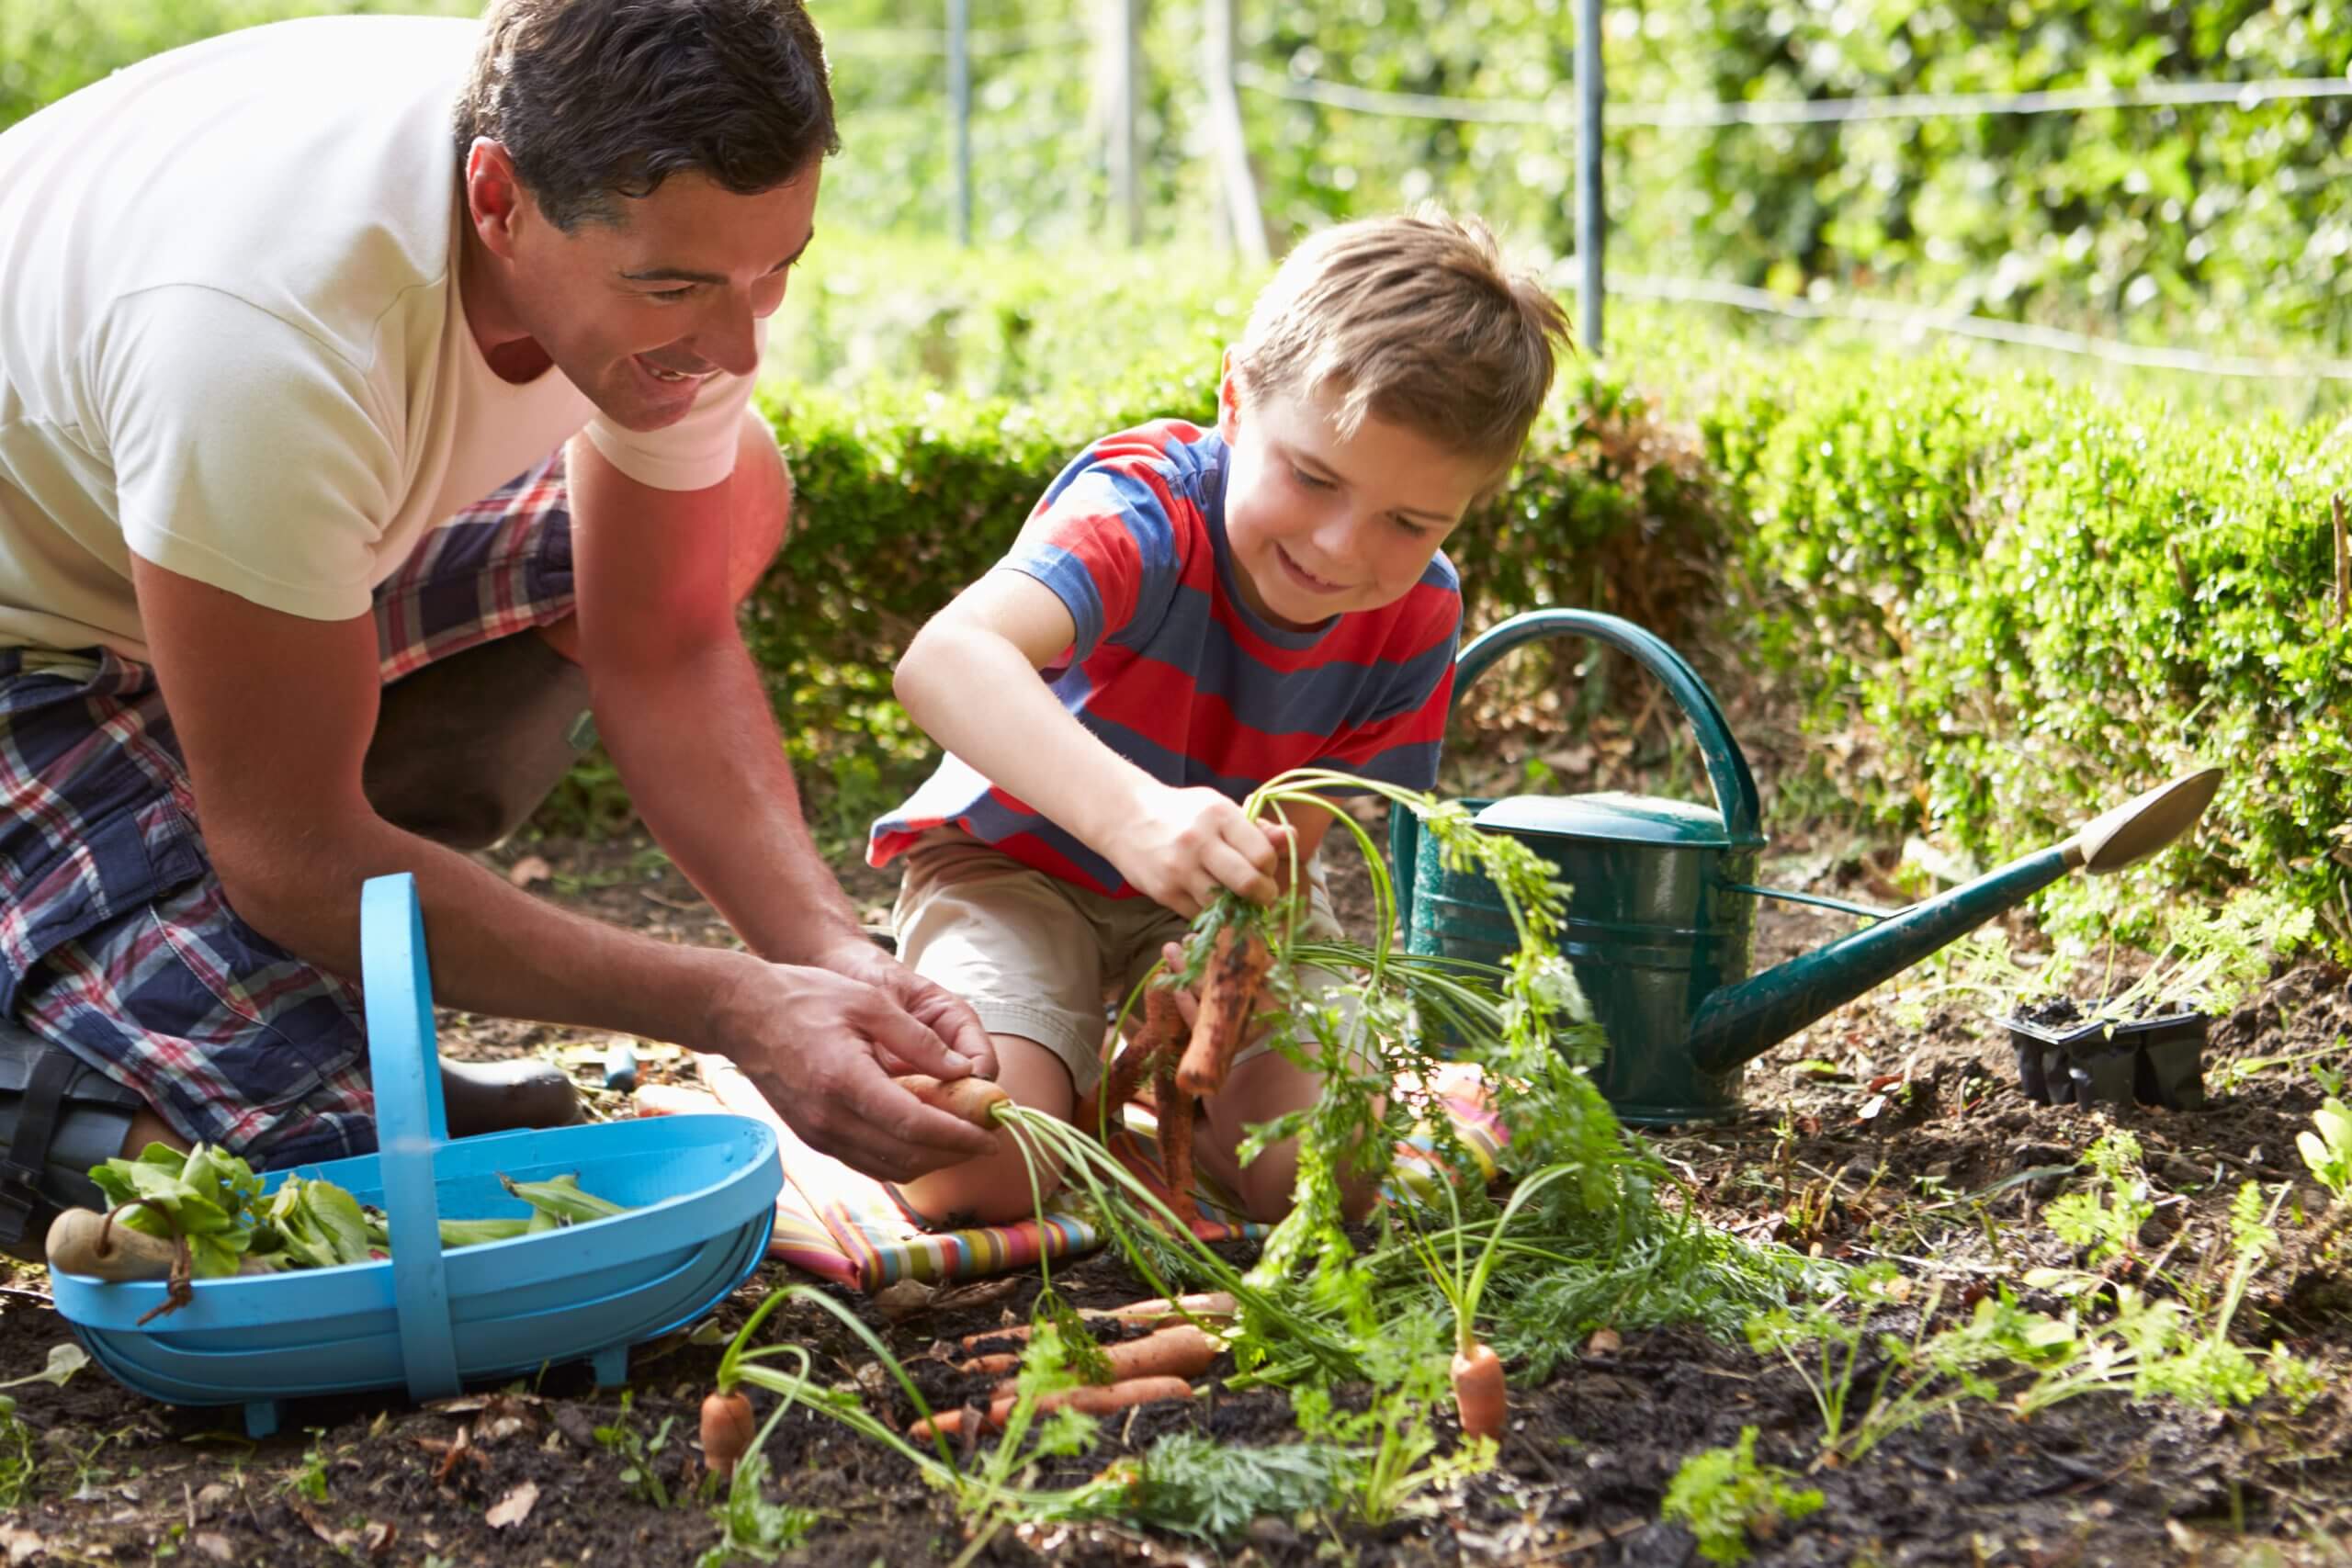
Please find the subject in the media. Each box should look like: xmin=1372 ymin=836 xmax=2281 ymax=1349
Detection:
xmin=868 ymin=419 xmax=1462 ymax=897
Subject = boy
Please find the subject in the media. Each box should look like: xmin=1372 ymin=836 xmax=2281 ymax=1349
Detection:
xmin=869 ymin=211 xmax=1571 ymax=1226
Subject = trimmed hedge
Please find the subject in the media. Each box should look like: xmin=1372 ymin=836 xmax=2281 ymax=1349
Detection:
xmin=747 ymin=362 xmax=1724 ymax=795
xmin=603 ymin=238 xmax=2352 ymax=948
xmin=1696 ymin=344 xmax=2351 ymax=938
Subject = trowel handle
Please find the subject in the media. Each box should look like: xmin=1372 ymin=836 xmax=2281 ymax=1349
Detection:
xmin=1448 ymin=609 xmax=1762 ymax=843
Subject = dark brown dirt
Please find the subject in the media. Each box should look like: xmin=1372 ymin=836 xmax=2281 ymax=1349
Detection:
xmin=4 ymin=822 xmax=2347 ymax=1567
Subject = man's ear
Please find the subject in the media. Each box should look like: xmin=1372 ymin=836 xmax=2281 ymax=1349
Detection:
xmin=465 ymin=138 xmax=530 ymax=260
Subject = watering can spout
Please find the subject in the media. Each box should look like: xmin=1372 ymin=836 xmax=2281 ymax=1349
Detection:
xmin=1683 ymin=768 xmax=2223 ymax=1077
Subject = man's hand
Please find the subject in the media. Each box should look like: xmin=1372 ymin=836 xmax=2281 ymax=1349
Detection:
xmin=1112 ymin=784 xmax=1286 ymax=917
xmin=704 ymin=957 xmax=1000 ymax=1181
xmin=810 ymin=937 xmax=1000 ymax=1080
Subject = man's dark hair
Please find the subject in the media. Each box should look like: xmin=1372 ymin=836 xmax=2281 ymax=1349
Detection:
xmin=454 ymin=0 xmax=839 ymax=231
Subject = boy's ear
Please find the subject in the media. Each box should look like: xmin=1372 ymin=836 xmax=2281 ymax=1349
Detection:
xmin=1216 ymin=348 xmax=1244 ymax=442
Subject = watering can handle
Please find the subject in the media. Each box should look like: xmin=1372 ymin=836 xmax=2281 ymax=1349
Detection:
xmin=1442 ymin=607 xmax=1763 ymax=833
xmin=359 ymin=873 xmax=461 ymax=1403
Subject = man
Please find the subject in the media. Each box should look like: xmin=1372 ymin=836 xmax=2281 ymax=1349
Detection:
xmin=0 ymin=0 xmax=999 ymax=1257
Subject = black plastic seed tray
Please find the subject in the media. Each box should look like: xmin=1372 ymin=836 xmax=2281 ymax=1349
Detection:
xmin=2001 ymin=1008 xmax=2208 ymax=1111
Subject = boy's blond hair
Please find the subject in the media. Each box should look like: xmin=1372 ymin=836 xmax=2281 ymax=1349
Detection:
xmin=1231 ymin=209 xmax=1573 ymax=479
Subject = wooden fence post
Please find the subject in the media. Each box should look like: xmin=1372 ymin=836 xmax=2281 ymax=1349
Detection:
xmin=1574 ymin=0 xmax=1604 ymax=353
xmin=1109 ymin=0 xmax=1144 ymax=245
xmin=947 ymin=0 xmax=972 ymax=246
xmin=1204 ymin=0 xmax=1269 ymax=265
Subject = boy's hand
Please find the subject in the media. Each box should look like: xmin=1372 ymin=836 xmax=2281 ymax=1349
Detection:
xmin=1115 ymin=785 xmax=1285 ymax=917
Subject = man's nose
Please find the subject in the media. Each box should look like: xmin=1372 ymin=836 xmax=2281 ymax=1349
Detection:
xmin=693 ymin=298 xmax=762 ymax=378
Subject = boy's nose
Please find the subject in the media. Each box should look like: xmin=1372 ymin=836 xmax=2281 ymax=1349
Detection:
xmin=1312 ymin=513 xmax=1368 ymax=572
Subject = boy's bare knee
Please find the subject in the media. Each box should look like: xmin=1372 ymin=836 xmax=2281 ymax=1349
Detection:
xmin=898 ymin=1151 xmax=1066 ymax=1228
xmin=728 ymin=409 xmax=793 ymax=605
xmin=893 ymin=1032 xmax=1074 ymax=1227
xmin=1235 ymin=1156 xmax=1297 ymax=1224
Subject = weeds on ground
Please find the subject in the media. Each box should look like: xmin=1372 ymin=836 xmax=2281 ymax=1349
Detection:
xmin=1751 ymin=1134 xmax=2323 ymax=1471
xmin=1092 ymin=1432 xmax=1351 ymax=1544
xmin=1285 ymin=1319 xmax=1490 ymax=1528
xmin=695 ymin=1440 xmax=818 ymax=1568
xmin=1661 ymin=1426 xmax=1824 ymax=1564
xmin=1896 ymin=886 xmax=2312 ymax=1029
xmin=2298 ymin=1098 xmax=2352 ymax=1203
xmin=0 ymin=1343 xmax=86 ymax=1509
xmin=594 ymin=1392 xmax=680 ymax=1509
xmin=284 ymin=1428 xmax=331 ymax=1504
xmin=2042 ymin=1131 xmax=2155 ymax=1271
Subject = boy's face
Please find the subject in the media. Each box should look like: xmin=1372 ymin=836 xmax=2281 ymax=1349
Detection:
xmin=1216 ymin=362 xmax=1493 ymax=631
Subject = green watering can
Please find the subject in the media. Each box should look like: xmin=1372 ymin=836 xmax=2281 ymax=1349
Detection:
xmin=1391 ymin=610 xmax=2223 ymax=1125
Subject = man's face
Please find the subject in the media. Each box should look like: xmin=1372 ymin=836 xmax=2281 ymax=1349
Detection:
xmin=483 ymin=157 xmax=821 ymax=433
xmin=1215 ymin=366 xmax=1493 ymax=631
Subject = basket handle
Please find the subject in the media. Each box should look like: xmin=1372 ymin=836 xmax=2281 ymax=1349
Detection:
xmin=360 ymin=873 xmax=460 ymax=1401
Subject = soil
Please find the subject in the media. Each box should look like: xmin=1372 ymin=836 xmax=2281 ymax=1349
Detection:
xmin=4 ymin=822 xmax=2348 ymax=1567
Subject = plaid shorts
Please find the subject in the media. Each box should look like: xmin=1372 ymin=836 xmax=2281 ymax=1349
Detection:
xmin=0 ymin=451 xmax=576 ymax=1169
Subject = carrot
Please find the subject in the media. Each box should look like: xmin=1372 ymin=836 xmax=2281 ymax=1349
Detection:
xmin=1175 ymin=924 xmax=1273 ymax=1098
xmin=1155 ymin=1055 xmax=1200 ymax=1226
xmin=1103 ymin=1291 xmax=1237 ymax=1324
xmin=956 ymin=1292 xmax=1238 ymax=1351
xmin=1088 ymin=986 xmax=1183 ymax=1129
xmin=960 ymin=1322 xmax=1220 ymax=1383
xmin=1451 ymin=1342 xmax=1507 ymax=1442
xmin=908 ymin=1375 xmax=1195 ymax=1441
xmin=701 ymin=1389 xmax=755 ymax=1481
xmin=891 ymin=1073 xmax=1011 ymax=1129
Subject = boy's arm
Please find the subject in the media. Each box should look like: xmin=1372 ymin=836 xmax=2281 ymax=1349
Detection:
xmin=895 ymin=570 xmax=1286 ymax=917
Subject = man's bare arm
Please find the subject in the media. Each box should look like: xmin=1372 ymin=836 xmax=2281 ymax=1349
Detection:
xmin=130 ymin=556 xmax=994 ymax=1179
xmin=560 ymin=424 xmax=996 ymax=1075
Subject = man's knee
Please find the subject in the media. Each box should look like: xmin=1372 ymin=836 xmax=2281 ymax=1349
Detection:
xmin=729 ymin=408 xmax=793 ymax=606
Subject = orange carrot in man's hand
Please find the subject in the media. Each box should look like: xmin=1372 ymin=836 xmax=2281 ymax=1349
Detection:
xmin=1175 ymin=923 xmax=1273 ymax=1098
xmin=891 ymin=1073 xmax=1010 ymax=1129
xmin=960 ymin=1322 xmax=1221 ymax=1382
xmin=1451 ymin=1342 xmax=1507 ymax=1442
xmin=908 ymin=1375 xmax=1195 ymax=1441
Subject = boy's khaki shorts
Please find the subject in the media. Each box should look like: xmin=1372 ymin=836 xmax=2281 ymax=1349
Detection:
xmin=892 ymin=829 xmax=1348 ymax=1097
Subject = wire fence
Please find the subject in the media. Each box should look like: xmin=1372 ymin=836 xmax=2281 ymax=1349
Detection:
xmin=881 ymin=2 xmax=2352 ymax=380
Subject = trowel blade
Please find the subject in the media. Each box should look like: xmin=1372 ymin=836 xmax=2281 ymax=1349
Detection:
xmin=2068 ymin=767 xmax=2223 ymax=874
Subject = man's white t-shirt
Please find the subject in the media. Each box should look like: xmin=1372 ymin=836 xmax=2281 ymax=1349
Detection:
xmin=0 ymin=15 xmax=759 ymax=660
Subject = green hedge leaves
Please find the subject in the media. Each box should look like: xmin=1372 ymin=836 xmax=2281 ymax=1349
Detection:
xmin=746 ymin=288 xmax=2348 ymax=943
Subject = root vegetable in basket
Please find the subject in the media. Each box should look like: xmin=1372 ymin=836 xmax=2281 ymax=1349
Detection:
xmin=46 ymin=1208 xmax=179 ymax=1281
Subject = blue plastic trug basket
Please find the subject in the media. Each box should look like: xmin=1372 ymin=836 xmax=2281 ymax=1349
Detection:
xmin=51 ymin=874 xmax=781 ymax=1438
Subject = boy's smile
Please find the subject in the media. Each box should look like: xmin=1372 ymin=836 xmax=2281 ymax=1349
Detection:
xmin=1216 ymin=367 xmax=1496 ymax=631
